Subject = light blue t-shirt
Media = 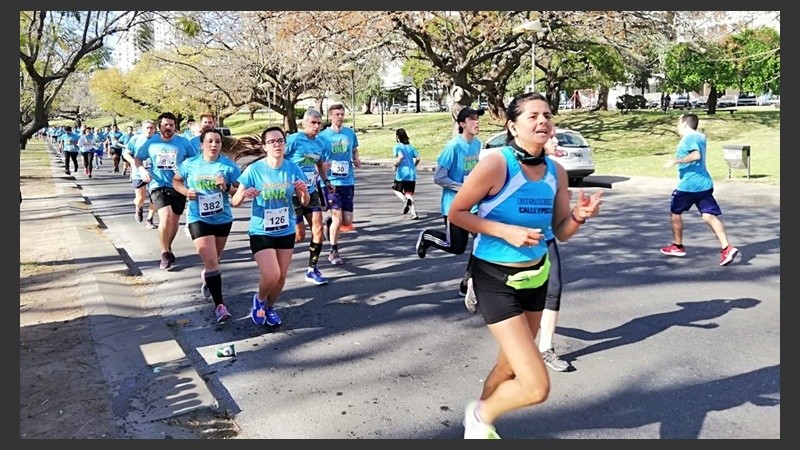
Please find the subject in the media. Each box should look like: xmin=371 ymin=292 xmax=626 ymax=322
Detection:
xmin=134 ymin=134 xmax=197 ymax=191
xmin=189 ymin=135 xmax=203 ymax=155
xmin=236 ymin=159 xmax=307 ymax=237
xmin=437 ymin=134 xmax=481 ymax=216
xmin=393 ymin=143 xmax=419 ymax=182
xmin=178 ymin=154 xmax=241 ymax=225
xmin=107 ymin=130 xmax=124 ymax=148
xmin=125 ymin=133 xmax=153 ymax=181
xmin=473 ymin=147 xmax=558 ymax=264
xmin=285 ymin=132 xmax=329 ymax=194
xmin=319 ymin=126 xmax=359 ymax=187
xmin=675 ymin=130 xmax=713 ymax=192
xmin=60 ymin=132 xmax=80 ymax=152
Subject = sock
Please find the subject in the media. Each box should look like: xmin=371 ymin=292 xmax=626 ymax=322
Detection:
xmin=331 ymin=244 xmax=339 ymax=252
xmin=674 ymin=243 xmax=684 ymax=248
xmin=205 ymin=271 xmax=223 ymax=306
xmin=309 ymin=241 xmax=322 ymax=267
xmin=474 ymin=401 xmax=487 ymax=424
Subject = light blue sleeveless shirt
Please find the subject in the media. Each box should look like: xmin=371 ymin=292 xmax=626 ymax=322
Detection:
xmin=473 ymin=146 xmax=558 ymax=264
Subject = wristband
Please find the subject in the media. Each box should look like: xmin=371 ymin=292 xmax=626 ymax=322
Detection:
xmin=570 ymin=212 xmax=586 ymax=224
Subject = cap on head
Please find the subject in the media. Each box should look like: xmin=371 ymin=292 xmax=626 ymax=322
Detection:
xmin=457 ymin=107 xmax=485 ymax=123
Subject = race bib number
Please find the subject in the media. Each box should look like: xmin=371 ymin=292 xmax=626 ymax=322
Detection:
xmin=198 ymin=192 xmax=223 ymax=217
xmin=263 ymin=207 xmax=289 ymax=231
xmin=156 ymin=151 xmax=177 ymax=170
xmin=331 ymin=160 xmax=349 ymax=177
xmin=305 ymin=171 xmax=318 ymax=186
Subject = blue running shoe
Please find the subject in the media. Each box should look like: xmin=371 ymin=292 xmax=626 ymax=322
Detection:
xmin=251 ymin=294 xmax=267 ymax=325
xmin=265 ymin=306 xmax=281 ymax=326
xmin=305 ymin=267 xmax=328 ymax=286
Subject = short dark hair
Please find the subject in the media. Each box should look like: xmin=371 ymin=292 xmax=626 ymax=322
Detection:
xmin=681 ymin=113 xmax=699 ymax=130
xmin=157 ymin=112 xmax=178 ymax=124
xmin=260 ymin=126 xmax=285 ymax=144
xmin=199 ymin=128 xmax=223 ymax=144
xmin=328 ymin=103 xmax=346 ymax=113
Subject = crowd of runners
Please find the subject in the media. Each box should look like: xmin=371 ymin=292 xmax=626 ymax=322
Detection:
xmin=42 ymin=98 xmax=597 ymax=439
xmin=40 ymin=93 xmax=738 ymax=439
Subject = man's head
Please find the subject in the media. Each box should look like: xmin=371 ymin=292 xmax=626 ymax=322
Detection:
xmin=678 ymin=113 xmax=699 ymax=136
xmin=456 ymin=107 xmax=484 ymax=135
xmin=156 ymin=112 xmax=178 ymax=139
xmin=328 ymin=103 xmax=346 ymax=127
xmin=198 ymin=112 xmax=217 ymax=132
xmin=302 ymin=109 xmax=323 ymax=138
xmin=141 ymin=120 xmax=156 ymax=138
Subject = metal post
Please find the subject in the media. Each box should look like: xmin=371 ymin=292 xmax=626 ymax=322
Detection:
xmin=351 ymin=72 xmax=356 ymax=130
xmin=531 ymin=38 xmax=536 ymax=93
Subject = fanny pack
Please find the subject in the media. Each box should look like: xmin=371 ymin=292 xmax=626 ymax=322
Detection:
xmin=505 ymin=254 xmax=551 ymax=290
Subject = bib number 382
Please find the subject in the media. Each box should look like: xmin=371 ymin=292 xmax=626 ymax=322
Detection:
xmin=198 ymin=192 xmax=223 ymax=217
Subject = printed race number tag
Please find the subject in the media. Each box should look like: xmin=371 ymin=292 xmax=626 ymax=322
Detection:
xmin=198 ymin=192 xmax=223 ymax=217
xmin=263 ymin=207 xmax=289 ymax=231
xmin=331 ymin=160 xmax=349 ymax=177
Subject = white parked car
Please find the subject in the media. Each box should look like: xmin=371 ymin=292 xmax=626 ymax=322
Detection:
xmin=482 ymin=127 xmax=596 ymax=186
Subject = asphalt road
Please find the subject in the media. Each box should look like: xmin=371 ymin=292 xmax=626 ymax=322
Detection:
xmin=69 ymin=159 xmax=780 ymax=439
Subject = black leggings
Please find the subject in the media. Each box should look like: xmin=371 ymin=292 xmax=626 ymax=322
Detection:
xmin=545 ymin=238 xmax=562 ymax=311
xmin=82 ymin=152 xmax=94 ymax=171
xmin=421 ymin=215 xmax=471 ymax=255
xmin=64 ymin=152 xmax=79 ymax=172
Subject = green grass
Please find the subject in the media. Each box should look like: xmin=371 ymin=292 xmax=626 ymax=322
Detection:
xmin=20 ymin=140 xmax=50 ymax=165
xmin=49 ymin=106 xmax=780 ymax=185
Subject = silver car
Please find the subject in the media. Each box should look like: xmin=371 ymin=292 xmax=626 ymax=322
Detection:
xmin=483 ymin=127 xmax=596 ymax=186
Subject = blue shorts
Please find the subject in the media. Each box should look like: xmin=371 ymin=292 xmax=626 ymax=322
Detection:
xmin=669 ymin=188 xmax=722 ymax=216
xmin=324 ymin=185 xmax=355 ymax=212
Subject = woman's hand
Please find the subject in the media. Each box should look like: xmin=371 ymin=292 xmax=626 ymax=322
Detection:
xmin=502 ymin=225 xmax=544 ymax=248
xmin=185 ymin=189 xmax=197 ymax=200
xmin=572 ymin=189 xmax=603 ymax=221
xmin=215 ymin=173 xmax=227 ymax=191
xmin=242 ymin=187 xmax=260 ymax=199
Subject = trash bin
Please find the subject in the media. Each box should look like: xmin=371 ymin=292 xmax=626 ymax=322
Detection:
xmin=723 ymin=144 xmax=751 ymax=179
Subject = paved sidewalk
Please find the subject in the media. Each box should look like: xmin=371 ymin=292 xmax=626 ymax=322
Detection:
xmin=21 ymin=145 xmax=220 ymax=438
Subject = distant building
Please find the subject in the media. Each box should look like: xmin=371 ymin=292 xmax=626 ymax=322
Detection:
xmin=110 ymin=14 xmax=181 ymax=72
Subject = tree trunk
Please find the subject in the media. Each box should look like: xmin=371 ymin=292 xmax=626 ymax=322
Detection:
xmin=596 ymin=86 xmax=609 ymax=111
xmin=707 ymin=84 xmax=718 ymax=115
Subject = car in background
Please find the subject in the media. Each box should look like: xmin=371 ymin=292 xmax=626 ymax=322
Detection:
xmin=737 ymin=93 xmax=757 ymax=107
xmin=215 ymin=127 xmax=231 ymax=136
xmin=692 ymin=96 xmax=709 ymax=108
xmin=483 ymin=127 xmax=595 ymax=186
xmin=671 ymin=95 xmax=692 ymax=109
xmin=717 ymin=95 xmax=737 ymax=108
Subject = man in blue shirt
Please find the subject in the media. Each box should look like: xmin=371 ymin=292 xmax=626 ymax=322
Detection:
xmin=660 ymin=113 xmax=739 ymax=266
xmin=133 ymin=112 xmax=197 ymax=270
xmin=59 ymin=125 xmax=80 ymax=175
xmin=285 ymin=109 xmax=334 ymax=286
xmin=319 ymin=103 xmax=361 ymax=265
